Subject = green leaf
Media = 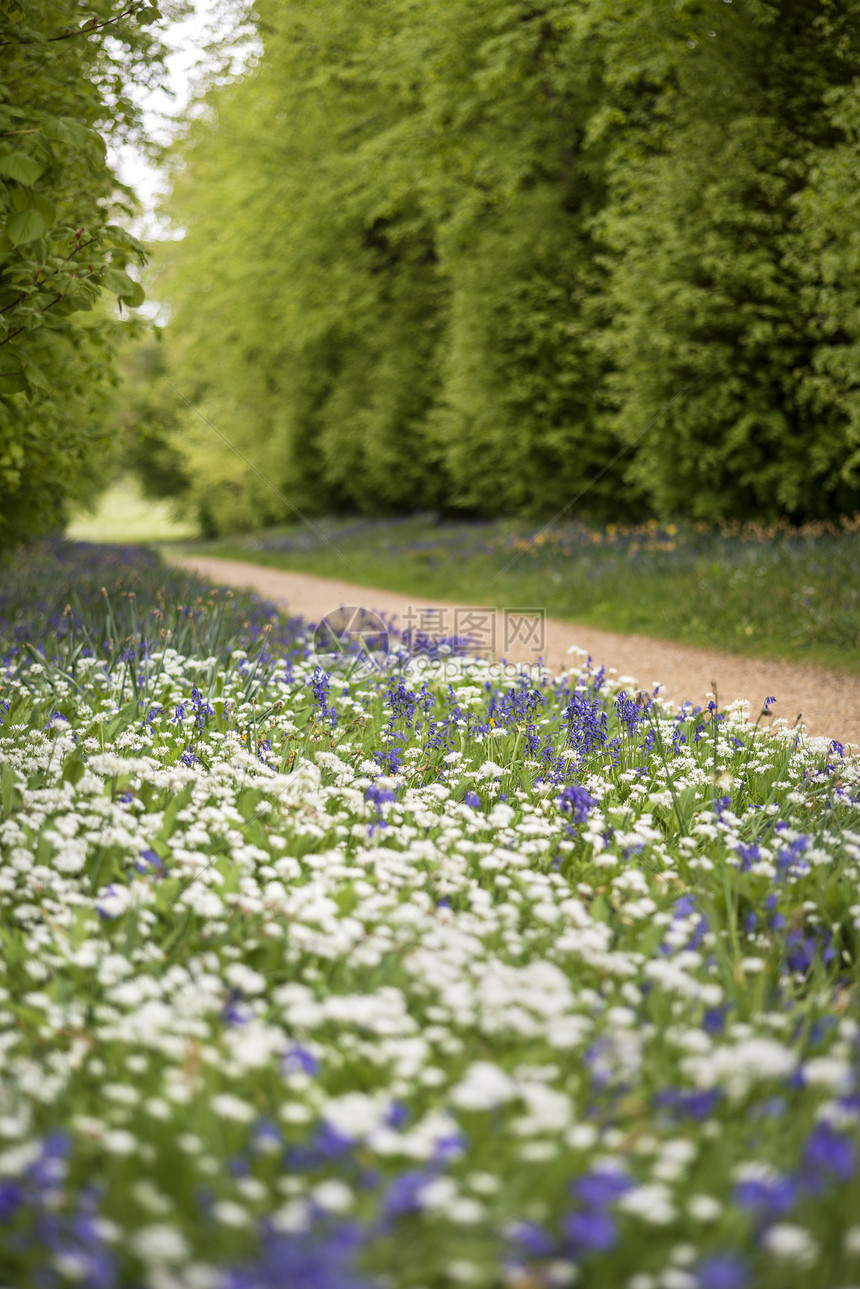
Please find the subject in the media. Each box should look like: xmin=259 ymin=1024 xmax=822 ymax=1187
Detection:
xmin=20 ymin=354 xmax=51 ymax=392
xmin=134 ymin=5 xmax=162 ymax=25
xmin=5 ymin=206 xmax=49 ymax=245
xmin=100 ymin=267 xmax=145 ymax=306
xmin=103 ymin=224 xmax=146 ymax=258
xmin=0 ymin=764 xmax=20 ymax=817
xmin=41 ymin=115 xmax=94 ymax=150
xmin=0 ymin=151 xmax=45 ymax=185
xmin=0 ymin=357 xmax=27 ymax=395
xmin=8 ymin=187 xmax=56 ymax=224
xmin=62 ymin=755 xmax=86 ymax=786
xmin=159 ymin=782 xmax=194 ymax=839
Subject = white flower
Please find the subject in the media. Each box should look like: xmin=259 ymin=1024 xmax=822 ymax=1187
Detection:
xmin=803 ymin=1057 xmax=852 ymax=1091
xmin=546 ymin=1262 xmax=579 ymax=1287
xmin=450 ymin=1061 xmax=516 ymax=1110
xmin=102 ymin=1129 xmax=136 ymax=1155
xmin=617 ymin=1183 xmax=677 ymax=1225
xmin=210 ymin=1093 xmax=255 ymax=1123
xmin=322 ymin=1092 xmax=387 ymax=1138
xmin=477 ymin=761 xmax=504 ymax=779
xmin=418 ymin=1176 xmax=459 ymax=1211
xmin=762 ymin=1223 xmax=818 ymax=1266
xmin=683 ymin=1037 xmax=796 ymax=1098
xmin=236 ymin=1176 xmax=267 ymax=1203
xmin=448 ymin=1197 xmax=486 ymax=1224
xmin=131 ymin=1180 xmax=172 ymax=1216
xmin=659 ymin=1272 xmax=697 ymax=1289
xmin=311 ymin=1180 xmax=353 ymax=1212
xmin=445 ymin=1262 xmax=482 ymax=1284
xmin=131 ymin=1223 xmax=189 ymax=1264
xmin=213 ymin=1200 xmax=251 ymax=1228
xmin=687 ymin=1194 xmax=722 ymax=1222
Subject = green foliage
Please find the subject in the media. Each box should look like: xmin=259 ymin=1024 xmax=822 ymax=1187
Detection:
xmin=0 ymin=0 xmax=184 ymax=548
xmin=106 ymin=327 xmax=189 ymax=500
xmin=599 ymin=0 xmax=860 ymax=521
xmin=795 ymin=77 xmax=860 ymax=505
xmin=155 ymin=0 xmax=860 ymax=533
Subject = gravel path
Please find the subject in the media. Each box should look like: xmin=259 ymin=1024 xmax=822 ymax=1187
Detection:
xmin=170 ymin=555 xmax=859 ymax=748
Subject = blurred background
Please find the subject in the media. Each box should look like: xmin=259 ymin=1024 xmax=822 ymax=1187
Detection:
xmin=2 ymin=1 xmax=860 ymax=665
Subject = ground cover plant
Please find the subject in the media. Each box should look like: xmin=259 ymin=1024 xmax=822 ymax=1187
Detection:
xmin=1 ymin=540 xmax=860 ymax=1289
xmin=185 ymin=513 xmax=860 ymax=673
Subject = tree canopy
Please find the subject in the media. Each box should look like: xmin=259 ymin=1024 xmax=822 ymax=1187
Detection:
xmin=150 ymin=0 xmax=860 ymax=533
xmin=0 ymin=0 xmax=183 ymax=547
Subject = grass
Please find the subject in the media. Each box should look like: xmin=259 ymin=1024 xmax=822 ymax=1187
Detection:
xmin=173 ymin=513 xmax=860 ymax=674
xmin=0 ymin=539 xmax=858 ymax=1287
xmin=67 ymin=474 xmax=200 ymax=544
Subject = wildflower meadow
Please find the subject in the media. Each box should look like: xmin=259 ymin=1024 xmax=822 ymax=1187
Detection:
xmin=1 ymin=540 xmax=859 ymax=1289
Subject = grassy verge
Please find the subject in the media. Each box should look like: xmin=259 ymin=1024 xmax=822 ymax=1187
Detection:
xmin=172 ymin=514 xmax=860 ymax=673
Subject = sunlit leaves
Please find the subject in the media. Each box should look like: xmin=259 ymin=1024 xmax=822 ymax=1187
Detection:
xmin=0 ymin=1 xmax=185 ymax=548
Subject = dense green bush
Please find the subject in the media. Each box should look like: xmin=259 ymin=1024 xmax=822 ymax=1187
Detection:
xmin=0 ymin=0 xmax=181 ymax=548
xmin=153 ymin=0 xmax=860 ymax=532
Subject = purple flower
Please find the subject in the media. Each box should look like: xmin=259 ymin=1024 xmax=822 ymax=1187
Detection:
xmin=736 ymin=842 xmax=760 ymax=871
xmin=803 ymin=1121 xmax=856 ymax=1182
xmin=732 ymin=1174 xmax=797 ymax=1221
xmin=570 ymin=1168 xmax=633 ymax=1207
xmin=385 ymin=1102 xmax=410 ymax=1130
xmin=463 ymin=791 xmax=481 ymax=809
xmin=703 ymin=1005 xmax=729 ymax=1035
xmin=695 ymin=1253 xmax=750 ymax=1289
xmin=564 ymin=691 xmax=608 ymax=763
xmin=563 ymin=1207 xmax=617 ymax=1253
xmin=218 ymin=1223 xmax=371 ymax=1289
xmin=615 ymin=689 xmax=642 ymax=737
xmin=655 ymin=1087 xmax=720 ymax=1121
xmin=0 ymin=1179 xmax=22 ymax=1221
xmin=382 ymin=1170 xmax=433 ymax=1215
xmin=673 ymin=894 xmax=697 ymax=918
xmin=251 ymin=1119 xmax=283 ymax=1154
xmin=138 ymin=847 xmax=164 ymax=874
xmin=365 ymin=782 xmax=395 ymax=810
xmin=557 ymin=782 xmax=597 ymax=825
xmin=506 ymin=1219 xmax=555 ymax=1257
xmin=282 ymin=1046 xmax=319 ymax=1077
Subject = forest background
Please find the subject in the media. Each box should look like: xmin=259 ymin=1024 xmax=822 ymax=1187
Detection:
xmin=2 ymin=0 xmax=860 ymax=549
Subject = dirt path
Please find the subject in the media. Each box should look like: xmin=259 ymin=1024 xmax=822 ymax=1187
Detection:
xmin=170 ymin=555 xmax=859 ymax=748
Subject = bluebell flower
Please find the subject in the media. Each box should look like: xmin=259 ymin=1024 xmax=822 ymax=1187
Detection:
xmin=564 ymin=690 xmax=608 ymax=763
xmin=557 ymin=782 xmax=597 ymax=825
xmin=803 ymin=1121 xmax=855 ymax=1182
xmin=0 ymin=1178 xmax=22 ymax=1221
xmin=694 ymin=1253 xmax=749 ymax=1289
xmin=563 ymin=1207 xmax=617 ymax=1253
xmin=219 ymin=1223 xmax=373 ymax=1289
xmin=615 ymin=689 xmax=642 ymax=738
xmin=382 ymin=1168 xmax=434 ymax=1215
xmin=282 ymin=1046 xmax=320 ymax=1077
xmin=732 ymin=1173 xmax=797 ymax=1222
xmin=506 ymin=1219 xmax=555 ymax=1257
xmin=385 ymin=1101 xmax=410 ymax=1129
xmin=570 ymin=1167 xmax=633 ymax=1207
xmin=655 ymin=1087 xmax=720 ymax=1121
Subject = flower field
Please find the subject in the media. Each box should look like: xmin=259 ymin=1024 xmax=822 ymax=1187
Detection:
xmin=1 ymin=541 xmax=859 ymax=1289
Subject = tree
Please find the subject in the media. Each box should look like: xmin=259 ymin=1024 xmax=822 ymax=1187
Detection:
xmin=0 ymin=0 xmax=183 ymax=547
xmin=155 ymin=0 xmax=860 ymax=531
xmin=598 ymin=0 xmax=860 ymax=520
